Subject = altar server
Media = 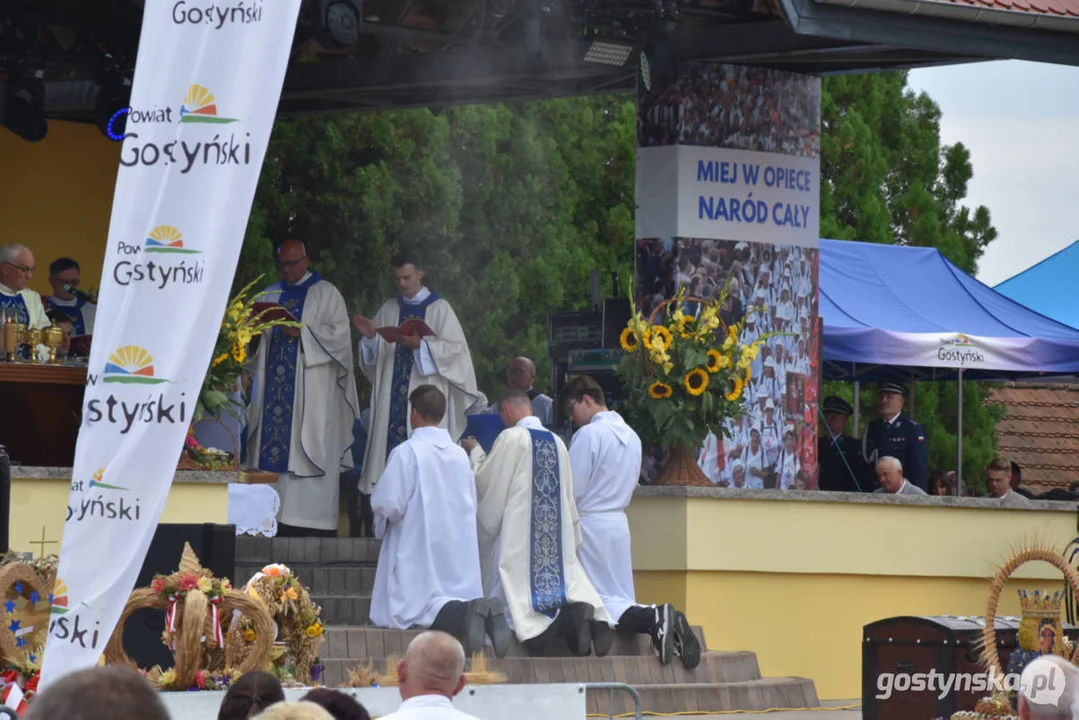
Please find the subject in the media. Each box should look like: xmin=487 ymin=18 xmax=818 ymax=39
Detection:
xmin=463 ymin=392 xmax=613 ymax=656
xmin=562 ymin=375 xmax=701 ymax=669
xmin=354 ymin=252 xmax=482 ymax=494
xmin=45 ymin=257 xmax=96 ymax=336
xmin=370 ymin=385 xmax=510 ymax=657
xmin=0 ymin=244 xmax=49 ymax=329
xmin=245 ymin=240 xmax=360 ymax=536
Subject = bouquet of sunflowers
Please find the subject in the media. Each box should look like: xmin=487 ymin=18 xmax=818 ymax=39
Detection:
xmin=617 ymin=286 xmax=771 ymax=456
xmin=198 ymin=276 xmax=302 ymax=420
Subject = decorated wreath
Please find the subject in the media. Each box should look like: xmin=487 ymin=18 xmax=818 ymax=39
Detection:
xmin=0 ymin=553 xmax=57 ymax=709
xmin=228 ymin=563 xmax=324 ymax=685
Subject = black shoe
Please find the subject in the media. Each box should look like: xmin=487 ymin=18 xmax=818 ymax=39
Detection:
xmin=560 ymin=602 xmax=595 ymax=657
xmin=592 ymin=620 xmax=614 ymax=658
xmin=482 ymin=598 xmax=512 ymax=659
xmin=465 ymin=599 xmax=487 ymax=656
xmin=672 ymin=608 xmax=701 ymax=670
xmin=650 ymin=603 xmax=674 ymax=665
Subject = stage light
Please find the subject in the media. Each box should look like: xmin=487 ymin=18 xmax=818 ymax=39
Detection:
xmin=94 ymin=75 xmax=132 ymax=140
xmin=583 ymin=41 xmax=635 ymax=67
xmin=0 ymin=79 xmax=47 ymax=143
xmin=315 ymin=0 xmax=363 ymax=49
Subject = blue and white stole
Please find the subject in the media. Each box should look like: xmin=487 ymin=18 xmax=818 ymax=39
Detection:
xmin=384 ymin=291 xmax=441 ymax=460
xmin=48 ymin=295 xmax=88 ymax=335
xmin=527 ymin=427 xmax=569 ymax=618
xmin=258 ymin=272 xmax=321 ymax=473
xmin=0 ymin=291 xmax=29 ymax=326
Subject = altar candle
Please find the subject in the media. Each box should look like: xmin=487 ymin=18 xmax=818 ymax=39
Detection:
xmin=2 ymin=319 xmax=14 ymax=355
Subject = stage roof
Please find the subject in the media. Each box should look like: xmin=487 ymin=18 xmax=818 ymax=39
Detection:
xmin=994 ymin=240 xmax=1079 ymax=331
xmin=819 ymin=239 xmax=1079 ymax=381
xmin=4 ymin=0 xmax=1079 ymax=122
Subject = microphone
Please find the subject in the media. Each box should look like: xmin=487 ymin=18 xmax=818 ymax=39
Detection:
xmin=63 ymin=284 xmax=92 ymax=302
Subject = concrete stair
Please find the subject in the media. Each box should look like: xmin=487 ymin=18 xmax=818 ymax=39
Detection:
xmin=235 ymin=536 xmax=819 ymax=715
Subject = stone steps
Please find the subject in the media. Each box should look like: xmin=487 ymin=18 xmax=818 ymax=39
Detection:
xmin=234 ymin=536 xmax=822 ymax=714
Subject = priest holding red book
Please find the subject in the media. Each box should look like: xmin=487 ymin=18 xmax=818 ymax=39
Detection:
xmin=352 ymin=251 xmax=482 ymax=495
xmin=245 ymin=239 xmax=361 ymax=536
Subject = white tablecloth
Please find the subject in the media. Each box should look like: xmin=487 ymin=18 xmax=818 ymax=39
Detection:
xmin=228 ymin=484 xmax=280 ymax=537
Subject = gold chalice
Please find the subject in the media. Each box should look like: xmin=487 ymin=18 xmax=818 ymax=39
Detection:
xmin=12 ymin=323 xmax=26 ymax=363
xmin=25 ymin=327 xmax=42 ymax=364
xmin=43 ymin=325 xmax=63 ymax=364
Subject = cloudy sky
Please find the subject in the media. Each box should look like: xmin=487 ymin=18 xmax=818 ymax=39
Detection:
xmin=906 ymin=60 xmax=1079 ymax=287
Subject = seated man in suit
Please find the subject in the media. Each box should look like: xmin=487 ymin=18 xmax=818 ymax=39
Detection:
xmin=873 ymin=456 xmax=927 ymax=496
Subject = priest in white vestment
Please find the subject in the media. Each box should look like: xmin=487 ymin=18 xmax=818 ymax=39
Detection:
xmin=0 ymin=244 xmax=50 ymax=362
xmin=45 ymin=257 xmax=96 ymax=336
xmin=487 ymin=356 xmax=554 ymax=428
xmin=353 ymin=252 xmax=481 ymax=494
xmin=463 ymin=392 xmax=613 ymax=657
xmin=370 ymin=384 xmax=510 ymax=657
xmin=245 ymin=240 xmax=360 ymax=536
xmin=561 ymin=375 xmax=701 ymax=669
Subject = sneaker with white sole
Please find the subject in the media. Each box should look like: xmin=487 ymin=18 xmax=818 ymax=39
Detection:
xmin=672 ymin=609 xmax=701 ymax=670
xmin=650 ymin=603 xmax=674 ymax=665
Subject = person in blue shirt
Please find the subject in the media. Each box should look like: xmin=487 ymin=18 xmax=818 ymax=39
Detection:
xmin=861 ymin=382 xmax=929 ymax=491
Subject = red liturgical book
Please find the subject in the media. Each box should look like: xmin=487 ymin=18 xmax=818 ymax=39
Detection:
xmin=377 ymin=319 xmax=435 ymax=343
xmin=253 ymin=302 xmax=299 ymax=323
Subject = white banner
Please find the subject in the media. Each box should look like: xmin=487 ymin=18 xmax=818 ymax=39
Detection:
xmin=635 ymin=145 xmax=820 ymax=248
xmin=40 ymin=0 xmax=301 ymax=687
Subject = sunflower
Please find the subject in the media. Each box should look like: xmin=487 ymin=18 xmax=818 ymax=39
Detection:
xmin=705 ymin=349 xmax=728 ymax=373
xmin=725 ymin=374 xmax=744 ymax=402
xmin=648 ymin=381 xmax=673 ymax=400
xmin=684 ymin=368 xmax=709 ymax=396
xmin=619 ymin=327 xmax=640 ymax=353
xmin=649 ymin=325 xmax=673 ymax=352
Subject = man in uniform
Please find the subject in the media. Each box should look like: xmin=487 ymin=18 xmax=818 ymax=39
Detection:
xmin=861 ymin=382 xmax=928 ymax=491
xmin=817 ymin=395 xmax=873 ymax=492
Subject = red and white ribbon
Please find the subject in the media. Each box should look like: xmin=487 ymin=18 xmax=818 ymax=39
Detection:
xmin=211 ymin=597 xmax=224 ymax=647
xmin=165 ymin=595 xmax=178 ymax=632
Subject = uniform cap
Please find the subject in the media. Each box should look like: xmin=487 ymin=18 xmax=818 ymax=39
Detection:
xmin=878 ymin=382 xmax=908 ymax=397
xmin=822 ymin=395 xmax=854 ymax=416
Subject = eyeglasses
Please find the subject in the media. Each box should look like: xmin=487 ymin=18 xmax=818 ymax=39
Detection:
xmin=2 ymin=261 xmax=34 ymax=274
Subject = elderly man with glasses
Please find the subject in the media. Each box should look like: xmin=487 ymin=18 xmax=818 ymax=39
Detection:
xmin=0 ymin=243 xmax=50 ymax=331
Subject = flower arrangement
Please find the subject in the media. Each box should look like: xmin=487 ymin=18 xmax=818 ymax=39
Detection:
xmin=181 ymin=426 xmax=237 ymax=471
xmin=198 ymin=275 xmax=302 ymax=420
xmin=145 ymin=666 xmax=239 ymax=692
xmin=617 ymin=286 xmax=774 ymax=469
xmin=231 ymin=563 xmax=324 ymax=685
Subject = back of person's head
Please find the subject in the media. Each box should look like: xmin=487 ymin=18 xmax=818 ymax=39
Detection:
xmin=409 ymin=384 xmax=447 ymax=424
xmin=1018 ymin=656 xmax=1079 ymax=719
xmin=300 ymin=688 xmax=371 ymax=720
xmin=398 ymin=630 xmax=467 ymax=701
xmin=218 ymin=670 xmax=285 ymax=720
xmin=25 ymin=666 xmax=168 ymax=720
xmin=256 ymin=701 xmax=335 ymax=720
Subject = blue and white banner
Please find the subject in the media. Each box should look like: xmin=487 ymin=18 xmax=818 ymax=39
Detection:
xmin=40 ymin=0 xmax=301 ymax=687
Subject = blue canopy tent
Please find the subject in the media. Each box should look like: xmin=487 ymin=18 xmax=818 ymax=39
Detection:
xmin=818 ymin=239 xmax=1079 ymax=492
xmin=994 ymin=240 xmax=1079 ymax=331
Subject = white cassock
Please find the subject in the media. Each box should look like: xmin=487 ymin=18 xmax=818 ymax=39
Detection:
xmin=359 ymin=286 xmax=481 ymax=493
xmin=369 ymin=426 xmax=483 ymax=629
xmin=568 ymin=411 xmax=643 ymax=622
xmin=469 ymin=416 xmax=611 ymax=640
xmin=775 ymin=447 xmax=801 ymax=490
xmin=245 ymin=272 xmax=360 ymax=531
xmin=46 ymin=295 xmax=96 ymax=335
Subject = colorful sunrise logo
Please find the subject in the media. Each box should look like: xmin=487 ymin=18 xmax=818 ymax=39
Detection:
xmin=103 ymin=345 xmax=168 ymax=385
xmin=955 ymin=333 xmax=974 ymax=347
xmin=145 ymin=225 xmax=199 ymax=254
xmin=179 ymin=85 xmax=237 ymax=124
xmin=89 ymin=467 xmax=127 ymax=491
xmin=51 ymin=579 xmax=69 ymax=615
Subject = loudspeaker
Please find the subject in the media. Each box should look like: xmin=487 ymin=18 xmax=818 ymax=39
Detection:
xmin=602 ymin=298 xmax=632 ymax=349
xmin=121 ymin=523 xmax=236 ymax=669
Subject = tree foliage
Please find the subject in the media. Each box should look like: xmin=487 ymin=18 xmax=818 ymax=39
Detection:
xmin=241 ymin=69 xmax=1000 ymax=485
xmin=818 ymin=72 xmax=1003 ymax=488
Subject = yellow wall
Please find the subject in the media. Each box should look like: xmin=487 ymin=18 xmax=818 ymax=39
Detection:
xmin=9 ymin=476 xmax=228 ymax=554
xmin=628 ymin=493 xmax=1076 ymax=700
xmin=0 ymin=121 xmax=119 ymax=295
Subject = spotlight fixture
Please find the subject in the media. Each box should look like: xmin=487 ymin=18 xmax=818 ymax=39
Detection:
xmin=314 ymin=0 xmax=363 ymax=50
xmin=94 ymin=75 xmax=132 ymax=141
xmin=0 ymin=78 xmax=47 ymax=143
xmin=583 ymin=40 xmax=635 ymax=67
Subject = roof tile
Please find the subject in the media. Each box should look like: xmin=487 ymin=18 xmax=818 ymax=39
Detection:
xmin=987 ymin=382 xmax=1079 ymax=492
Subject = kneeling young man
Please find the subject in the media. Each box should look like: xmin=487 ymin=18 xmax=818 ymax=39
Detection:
xmin=464 ymin=391 xmax=613 ymax=657
xmin=370 ymin=384 xmax=510 ymax=657
xmin=562 ymin=375 xmax=701 ymax=669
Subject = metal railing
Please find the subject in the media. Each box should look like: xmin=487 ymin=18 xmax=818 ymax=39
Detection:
xmin=584 ymin=682 xmax=643 ymax=720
